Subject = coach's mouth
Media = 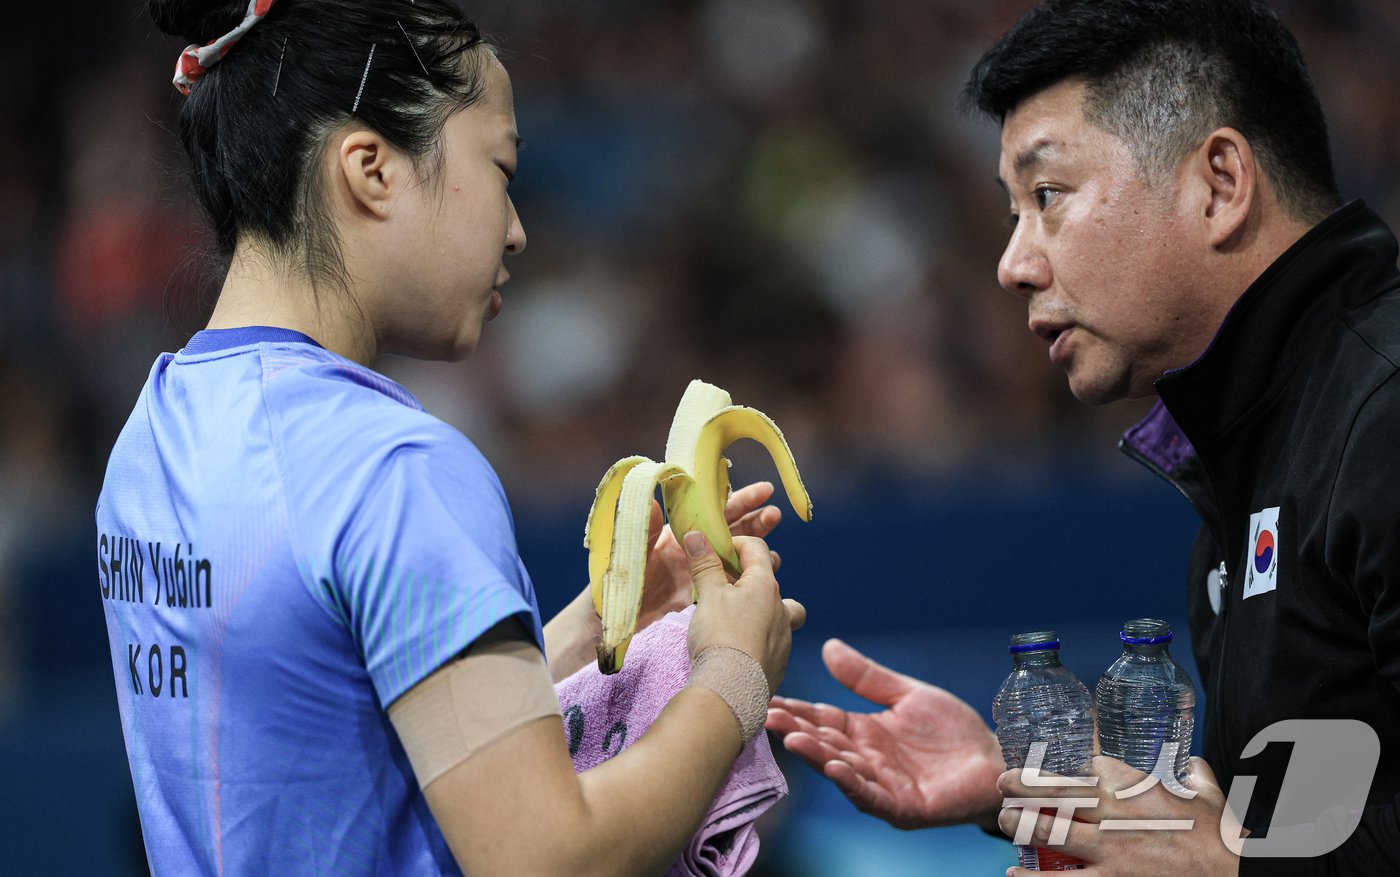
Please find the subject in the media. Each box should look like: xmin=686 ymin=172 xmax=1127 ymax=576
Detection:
xmin=1031 ymin=317 xmax=1075 ymax=366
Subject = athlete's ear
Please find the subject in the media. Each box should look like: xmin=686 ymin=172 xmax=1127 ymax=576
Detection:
xmin=336 ymin=130 xmax=400 ymax=219
xmin=1188 ymin=127 xmax=1257 ymax=249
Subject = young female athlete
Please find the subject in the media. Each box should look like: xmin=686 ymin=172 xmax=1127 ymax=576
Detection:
xmin=96 ymin=1 xmax=806 ymax=873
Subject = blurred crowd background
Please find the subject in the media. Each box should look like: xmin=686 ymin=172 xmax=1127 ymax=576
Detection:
xmin=1 ymin=0 xmax=1397 ymax=873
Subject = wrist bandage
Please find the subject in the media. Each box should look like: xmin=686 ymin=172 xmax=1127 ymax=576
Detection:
xmin=689 ymin=646 xmax=771 ymax=744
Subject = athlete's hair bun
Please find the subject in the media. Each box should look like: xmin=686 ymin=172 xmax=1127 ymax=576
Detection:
xmin=149 ymin=0 xmax=251 ymax=45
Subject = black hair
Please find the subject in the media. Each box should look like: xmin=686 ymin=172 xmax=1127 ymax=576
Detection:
xmin=150 ymin=0 xmax=490 ymax=287
xmin=961 ymin=0 xmax=1341 ymax=223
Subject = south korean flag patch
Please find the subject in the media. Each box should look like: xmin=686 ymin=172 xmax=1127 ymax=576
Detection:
xmin=1243 ymin=507 xmax=1280 ymax=599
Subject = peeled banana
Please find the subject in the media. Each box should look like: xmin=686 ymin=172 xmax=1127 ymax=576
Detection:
xmin=584 ymin=380 xmax=813 ymax=674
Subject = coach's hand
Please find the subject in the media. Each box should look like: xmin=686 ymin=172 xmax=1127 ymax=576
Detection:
xmin=998 ymin=755 xmax=1241 ymax=876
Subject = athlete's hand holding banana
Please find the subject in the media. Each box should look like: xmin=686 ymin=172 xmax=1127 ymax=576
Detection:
xmin=684 ymin=530 xmax=805 ymax=696
xmin=636 ymin=480 xmax=786 ymax=632
xmin=586 ymin=379 xmax=813 ymax=673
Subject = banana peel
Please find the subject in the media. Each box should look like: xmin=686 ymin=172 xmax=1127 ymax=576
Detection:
xmin=583 ymin=380 xmax=813 ymax=674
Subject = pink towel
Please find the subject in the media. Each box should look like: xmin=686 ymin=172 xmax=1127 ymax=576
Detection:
xmin=554 ymin=605 xmax=788 ymax=876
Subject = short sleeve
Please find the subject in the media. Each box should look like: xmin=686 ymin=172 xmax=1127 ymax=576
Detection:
xmin=262 ymin=353 xmax=544 ymax=709
xmin=329 ymin=438 xmax=542 ymax=706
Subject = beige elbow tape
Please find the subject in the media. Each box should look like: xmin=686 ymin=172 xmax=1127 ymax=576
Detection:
xmin=688 ymin=646 xmax=771 ymax=744
xmin=388 ymin=632 xmax=562 ymax=789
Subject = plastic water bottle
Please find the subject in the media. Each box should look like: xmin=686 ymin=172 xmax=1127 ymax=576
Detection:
xmin=992 ymin=631 xmax=1093 ymax=871
xmin=1095 ymin=618 xmax=1196 ymax=782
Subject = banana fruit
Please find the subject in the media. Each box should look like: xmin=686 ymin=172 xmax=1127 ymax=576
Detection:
xmin=584 ymin=380 xmax=813 ymax=674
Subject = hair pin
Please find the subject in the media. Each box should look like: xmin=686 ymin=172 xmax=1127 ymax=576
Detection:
xmin=397 ymin=21 xmax=432 ymax=80
xmin=271 ymin=37 xmax=288 ymax=97
xmin=352 ymin=43 xmax=377 ymax=115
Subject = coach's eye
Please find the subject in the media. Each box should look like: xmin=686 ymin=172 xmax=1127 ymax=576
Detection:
xmin=1033 ymin=185 xmax=1060 ymax=210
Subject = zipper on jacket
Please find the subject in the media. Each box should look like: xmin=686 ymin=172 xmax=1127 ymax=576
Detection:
xmin=1119 ymin=438 xmax=1232 ymax=782
xmin=1117 ymin=440 xmax=1218 ymax=537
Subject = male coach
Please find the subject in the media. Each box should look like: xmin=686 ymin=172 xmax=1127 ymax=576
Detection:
xmin=766 ymin=0 xmax=1400 ymax=873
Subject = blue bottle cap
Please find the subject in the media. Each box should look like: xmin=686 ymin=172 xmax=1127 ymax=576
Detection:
xmin=1119 ymin=618 xmax=1173 ymax=645
xmin=1009 ymin=631 xmax=1060 ymax=653
xmin=1009 ymin=639 xmax=1061 ymax=653
xmin=1120 ymin=631 xmax=1172 ymax=645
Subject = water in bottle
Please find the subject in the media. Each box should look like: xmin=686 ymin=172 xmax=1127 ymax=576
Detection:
xmin=1095 ymin=618 xmax=1196 ymax=782
xmin=992 ymin=630 xmax=1094 ymax=871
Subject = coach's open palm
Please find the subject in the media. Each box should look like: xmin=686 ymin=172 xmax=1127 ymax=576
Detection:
xmin=766 ymin=638 xmax=1006 ymax=830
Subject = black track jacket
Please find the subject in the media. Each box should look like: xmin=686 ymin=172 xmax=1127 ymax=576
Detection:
xmin=1120 ymin=201 xmax=1400 ymax=874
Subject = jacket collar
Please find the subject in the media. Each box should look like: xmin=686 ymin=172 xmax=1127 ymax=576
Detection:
xmin=1123 ymin=200 xmax=1399 ymax=466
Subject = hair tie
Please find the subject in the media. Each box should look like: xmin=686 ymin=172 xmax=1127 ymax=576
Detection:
xmin=172 ymin=0 xmax=280 ymax=95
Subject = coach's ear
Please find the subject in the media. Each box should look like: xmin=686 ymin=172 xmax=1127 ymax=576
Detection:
xmin=1190 ymin=127 xmax=1258 ymax=249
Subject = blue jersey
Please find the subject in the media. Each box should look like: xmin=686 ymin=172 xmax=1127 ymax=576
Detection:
xmin=96 ymin=326 xmax=543 ymax=875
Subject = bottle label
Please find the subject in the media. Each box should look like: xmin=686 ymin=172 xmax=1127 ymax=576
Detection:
xmin=1033 ymin=848 xmax=1087 ymax=870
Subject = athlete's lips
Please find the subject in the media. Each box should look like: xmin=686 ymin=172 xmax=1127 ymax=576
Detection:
xmin=486 ymin=272 xmax=510 ymax=321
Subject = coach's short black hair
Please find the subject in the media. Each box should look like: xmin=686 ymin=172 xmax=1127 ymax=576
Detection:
xmin=962 ymin=0 xmax=1340 ymax=223
xmin=151 ymin=0 xmax=490 ymax=287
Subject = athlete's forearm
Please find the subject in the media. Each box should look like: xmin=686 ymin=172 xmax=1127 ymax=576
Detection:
xmin=569 ymin=686 xmax=746 ymax=875
xmin=424 ymin=687 xmax=745 ymax=877
xmin=543 ymin=585 xmax=601 ymax=682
